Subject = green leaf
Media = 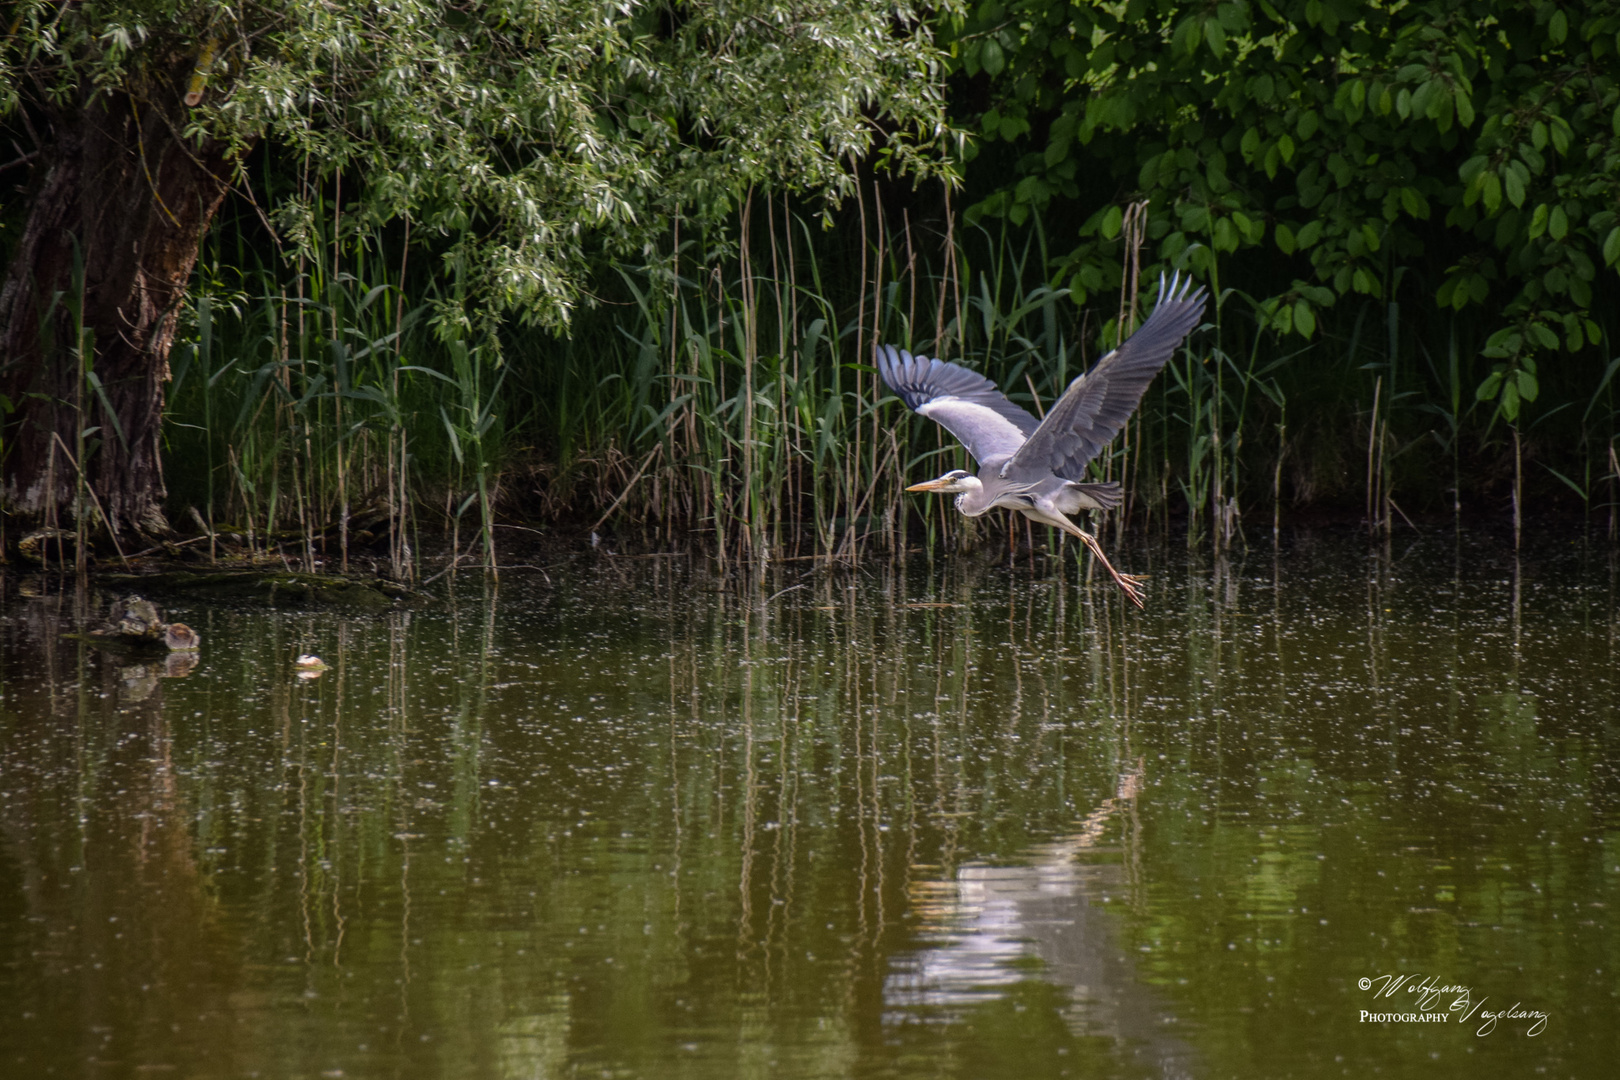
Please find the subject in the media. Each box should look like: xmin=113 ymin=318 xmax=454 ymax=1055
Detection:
xmin=1101 ymin=204 xmax=1123 ymax=239
xmin=1204 ymin=17 xmax=1227 ymax=58
xmin=1502 ymin=168 xmax=1525 ymax=208
xmin=1275 ymin=221 xmax=1296 ymax=255
xmin=1516 ymin=368 xmax=1539 ymax=401
xmin=1294 ymin=299 xmax=1316 ymax=338
xmin=1500 ymin=380 xmax=1520 ymax=421
xmin=1528 ymin=203 xmax=1549 ymax=239
xmin=1549 ymin=204 xmax=1568 ymax=240
xmin=1455 ymin=91 xmax=1475 ymax=128
xmin=982 ymin=39 xmax=1005 ymax=77
xmin=1172 ymin=16 xmax=1199 ymax=57
xmin=1296 ymin=219 xmax=1324 ymax=248
xmin=1603 ymin=226 xmax=1620 ymax=266
xmin=1399 ymin=187 xmax=1428 ymax=219
xmin=1437 ymin=276 xmax=1457 ymax=308
xmin=1476 ymin=370 xmax=1504 ymax=401
xmin=1549 ymin=8 xmax=1568 ymax=44
xmin=1549 ymin=117 xmax=1572 ymax=155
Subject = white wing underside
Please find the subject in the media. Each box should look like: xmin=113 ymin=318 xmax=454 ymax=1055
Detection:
xmin=916 ymin=398 xmax=1029 ymax=465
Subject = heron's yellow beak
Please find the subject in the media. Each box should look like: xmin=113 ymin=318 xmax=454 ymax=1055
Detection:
xmin=905 ymin=478 xmax=953 ymax=492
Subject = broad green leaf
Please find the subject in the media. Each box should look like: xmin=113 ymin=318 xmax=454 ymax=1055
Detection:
xmin=1275 ymin=222 xmax=1296 ymax=254
xmin=1549 ymin=117 xmax=1572 ymax=155
xmin=1503 ymin=168 xmax=1525 ymax=208
xmin=1101 ymin=204 xmax=1123 ymax=239
xmin=1500 ymin=379 xmax=1520 ymax=420
xmin=1293 ymin=299 xmax=1315 ymax=338
xmin=1549 ymin=204 xmax=1568 ymax=240
xmin=1528 ymin=204 xmax=1549 ymax=238
xmin=982 ymin=39 xmax=1005 ymax=76
xmin=1549 ymin=9 xmax=1568 ymax=44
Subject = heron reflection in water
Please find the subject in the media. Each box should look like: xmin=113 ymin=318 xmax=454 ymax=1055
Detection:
xmin=878 ymin=274 xmax=1206 ymax=606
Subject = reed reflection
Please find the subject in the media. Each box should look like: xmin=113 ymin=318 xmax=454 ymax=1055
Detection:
xmin=1 ymin=535 xmax=1616 ymax=1080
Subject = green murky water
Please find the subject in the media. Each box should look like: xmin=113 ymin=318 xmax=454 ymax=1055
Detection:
xmin=3 ymin=532 xmax=1618 ymax=1079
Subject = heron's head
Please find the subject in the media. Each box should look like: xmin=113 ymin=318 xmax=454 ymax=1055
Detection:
xmin=906 ymin=469 xmax=980 ymax=497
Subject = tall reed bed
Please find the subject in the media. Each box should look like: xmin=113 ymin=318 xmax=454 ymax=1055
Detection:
xmin=165 ymin=188 xmax=1620 ymax=578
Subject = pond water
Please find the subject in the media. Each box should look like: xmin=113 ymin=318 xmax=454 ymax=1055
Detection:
xmin=2 ymin=531 xmax=1617 ymax=1079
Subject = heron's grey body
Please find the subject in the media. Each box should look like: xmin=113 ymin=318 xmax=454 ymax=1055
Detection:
xmin=878 ymin=273 xmax=1207 ymax=606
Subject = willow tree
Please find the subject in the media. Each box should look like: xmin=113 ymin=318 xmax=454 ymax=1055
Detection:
xmin=0 ymin=0 xmax=954 ymax=537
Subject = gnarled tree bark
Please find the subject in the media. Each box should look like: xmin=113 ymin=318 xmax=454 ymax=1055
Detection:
xmin=1 ymin=64 xmax=232 ymax=538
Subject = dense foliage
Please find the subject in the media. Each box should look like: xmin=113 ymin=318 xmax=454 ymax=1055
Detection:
xmin=1 ymin=0 xmax=954 ymax=330
xmin=3 ymin=0 xmax=1619 ymax=562
xmin=947 ymin=0 xmax=1620 ymax=421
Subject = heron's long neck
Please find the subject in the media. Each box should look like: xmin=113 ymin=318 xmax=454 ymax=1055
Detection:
xmin=953 ymin=477 xmax=991 ymax=517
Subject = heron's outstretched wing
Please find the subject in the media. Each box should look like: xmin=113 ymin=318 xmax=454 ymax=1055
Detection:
xmin=876 ymin=345 xmax=1039 ymax=465
xmin=1005 ymin=273 xmax=1207 ymax=482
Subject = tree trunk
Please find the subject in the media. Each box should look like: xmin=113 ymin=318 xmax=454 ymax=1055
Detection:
xmin=0 ymin=70 xmax=231 ymax=539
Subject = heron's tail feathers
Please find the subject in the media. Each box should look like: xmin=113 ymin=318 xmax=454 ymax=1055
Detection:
xmin=1063 ymin=480 xmax=1123 ymax=511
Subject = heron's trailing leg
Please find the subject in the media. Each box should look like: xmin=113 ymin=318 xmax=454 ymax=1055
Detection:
xmin=1060 ymin=521 xmax=1147 ymax=608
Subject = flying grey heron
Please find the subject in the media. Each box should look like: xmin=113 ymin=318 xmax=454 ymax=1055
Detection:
xmin=878 ymin=273 xmax=1207 ymax=607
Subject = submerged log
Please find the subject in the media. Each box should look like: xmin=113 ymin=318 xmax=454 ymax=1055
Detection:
xmin=96 ymin=570 xmax=411 ymax=611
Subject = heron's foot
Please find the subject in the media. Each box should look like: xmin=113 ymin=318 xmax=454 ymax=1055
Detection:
xmin=1073 ymin=530 xmax=1148 ymax=608
xmin=1112 ymin=574 xmax=1148 ymax=609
